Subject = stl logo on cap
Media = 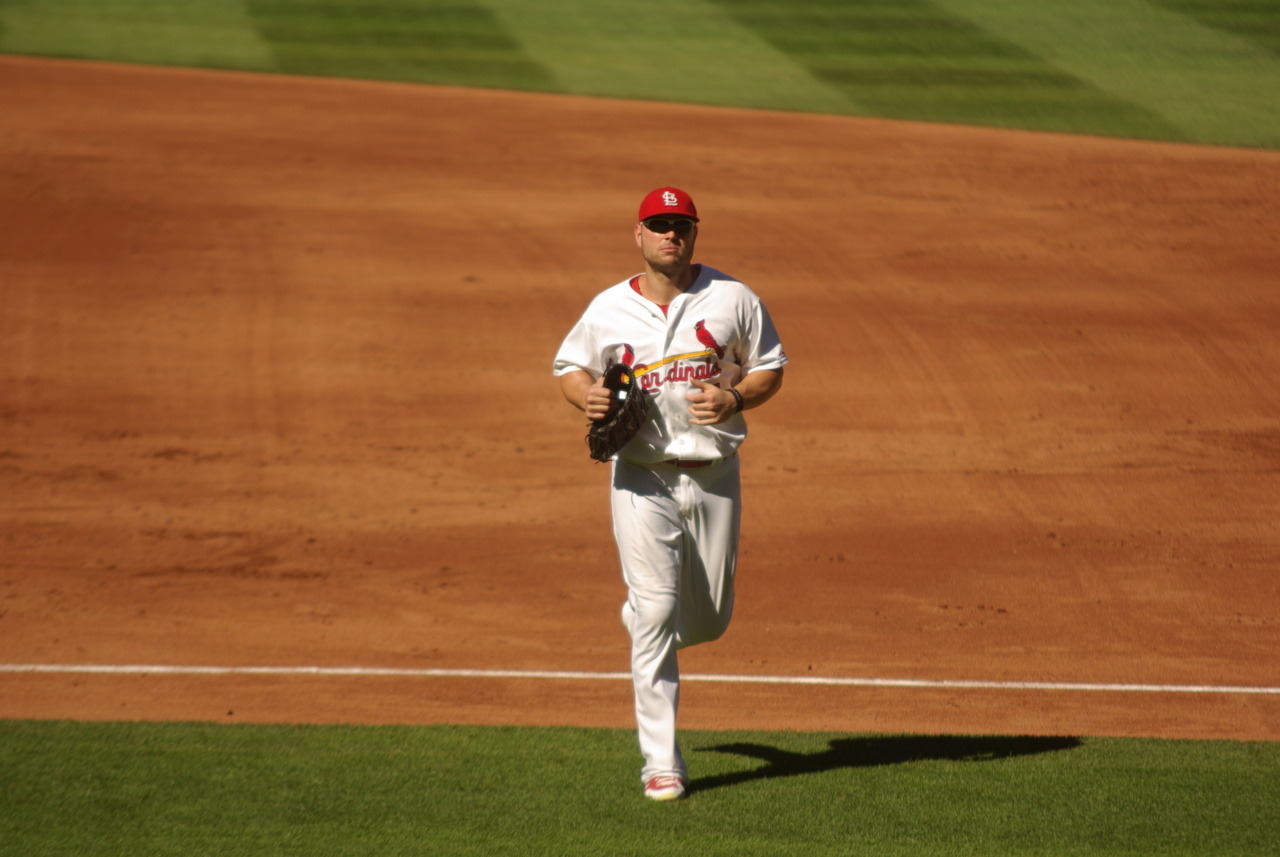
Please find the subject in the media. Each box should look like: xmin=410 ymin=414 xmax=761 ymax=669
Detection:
xmin=639 ymin=186 xmax=699 ymax=222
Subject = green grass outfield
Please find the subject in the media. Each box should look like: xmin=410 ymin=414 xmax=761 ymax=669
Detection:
xmin=3 ymin=720 xmax=1279 ymax=856
xmin=1 ymin=0 xmax=1278 ymax=147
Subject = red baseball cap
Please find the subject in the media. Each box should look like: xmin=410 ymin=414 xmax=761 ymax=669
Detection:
xmin=638 ymin=187 xmax=698 ymax=222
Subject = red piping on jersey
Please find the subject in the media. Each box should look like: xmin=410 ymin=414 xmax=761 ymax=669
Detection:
xmin=630 ymin=276 xmax=669 ymax=317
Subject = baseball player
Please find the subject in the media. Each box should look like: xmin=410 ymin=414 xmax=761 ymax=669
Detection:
xmin=554 ymin=187 xmax=788 ymax=800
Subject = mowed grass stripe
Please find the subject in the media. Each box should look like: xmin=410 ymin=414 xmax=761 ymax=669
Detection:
xmin=932 ymin=0 xmax=1280 ymax=147
xmin=711 ymin=0 xmax=1184 ymax=140
xmin=245 ymin=0 xmax=556 ymax=91
xmin=0 ymin=0 xmax=558 ymax=91
xmin=0 ymin=0 xmax=275 ymax=69
xmin=476 ymin=0 xmax=854 ymax=113
xmin=1151 ymin=0 xmax=1280 ymax=57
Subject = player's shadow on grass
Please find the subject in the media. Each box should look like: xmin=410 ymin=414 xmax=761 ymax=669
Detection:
xmin=691 ymin=735 xmax=1081 ymax=794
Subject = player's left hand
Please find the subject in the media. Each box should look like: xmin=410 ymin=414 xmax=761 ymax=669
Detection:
xmin=686 ymin=378 xmax=737 ymax=426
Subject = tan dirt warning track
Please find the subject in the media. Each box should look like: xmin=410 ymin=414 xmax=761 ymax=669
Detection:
xmin=1 ymin=56 xmax=1278 ymax=740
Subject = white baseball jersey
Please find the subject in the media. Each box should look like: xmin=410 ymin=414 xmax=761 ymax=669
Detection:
xmin=554 ymin=265 xmax=788 ymax=464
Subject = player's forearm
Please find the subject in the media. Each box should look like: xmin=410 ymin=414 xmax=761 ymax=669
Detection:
xmin=733 ymin=367 xmax=784 ymax=411
xmin=559 ymin=369 xmax=595 ymax=412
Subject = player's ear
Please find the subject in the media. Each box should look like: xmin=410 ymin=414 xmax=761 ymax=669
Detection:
xmin=634 ymin=222 xmax=644 ymax=247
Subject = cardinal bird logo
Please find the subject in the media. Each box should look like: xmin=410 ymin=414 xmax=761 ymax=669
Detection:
xmin=694 ymin=320 xmax=725 ymax=360
xmin=620 ymin=343 xmax=635 ymax=366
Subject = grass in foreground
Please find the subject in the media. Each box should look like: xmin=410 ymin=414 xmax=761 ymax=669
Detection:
xmin=2 ymin=720 xmax=1277 ymax=855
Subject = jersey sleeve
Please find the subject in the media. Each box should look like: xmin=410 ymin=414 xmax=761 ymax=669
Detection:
xmin=738 ymin=294 xmax=788 ymax=375
xmin=552 ymin=312 xmax=602 ymax=377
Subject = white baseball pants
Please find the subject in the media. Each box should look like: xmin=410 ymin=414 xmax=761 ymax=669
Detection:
xmin=611 ymin=455 xmax=741 ymax=784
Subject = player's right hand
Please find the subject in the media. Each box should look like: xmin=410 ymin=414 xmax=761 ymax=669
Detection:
xmin=584 ymin=378 xmax=615 ymax=421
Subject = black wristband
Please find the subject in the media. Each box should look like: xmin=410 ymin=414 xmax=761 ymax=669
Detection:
xmin=728 ymin=388 xmax=744 ymax=413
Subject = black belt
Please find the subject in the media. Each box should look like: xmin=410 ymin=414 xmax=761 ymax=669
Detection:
xmin=662 ymin=453 xmax=735 ymax=468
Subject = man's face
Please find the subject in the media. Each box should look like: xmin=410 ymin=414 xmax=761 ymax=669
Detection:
xmin=635 ymin=217 xmax=697 ymax=272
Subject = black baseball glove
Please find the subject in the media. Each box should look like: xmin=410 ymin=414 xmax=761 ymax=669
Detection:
xmin=587 ymin=363 xmax=649 ymax=462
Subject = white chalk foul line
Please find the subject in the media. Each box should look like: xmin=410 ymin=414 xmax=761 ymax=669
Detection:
xmin=2 ymin=663 xmax=1279 ymax=695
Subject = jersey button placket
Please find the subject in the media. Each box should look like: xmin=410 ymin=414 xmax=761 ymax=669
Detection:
xmin=661 ymin=296 xmax=688 ymax=455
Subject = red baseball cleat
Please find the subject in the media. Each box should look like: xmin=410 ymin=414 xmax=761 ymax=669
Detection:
xmin=643 ymin=775 xmax=687 ymax=801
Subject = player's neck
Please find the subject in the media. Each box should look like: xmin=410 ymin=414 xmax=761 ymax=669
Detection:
xmin=639 ymin=264 xmax=696 ymax=305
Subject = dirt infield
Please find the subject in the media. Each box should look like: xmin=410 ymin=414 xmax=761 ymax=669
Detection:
xmin=2 ymin=55 xmax=1278 ymax=741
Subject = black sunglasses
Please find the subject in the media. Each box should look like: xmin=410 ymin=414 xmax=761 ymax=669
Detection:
xmin=643 ymin=218 xmax=696 ymax=235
